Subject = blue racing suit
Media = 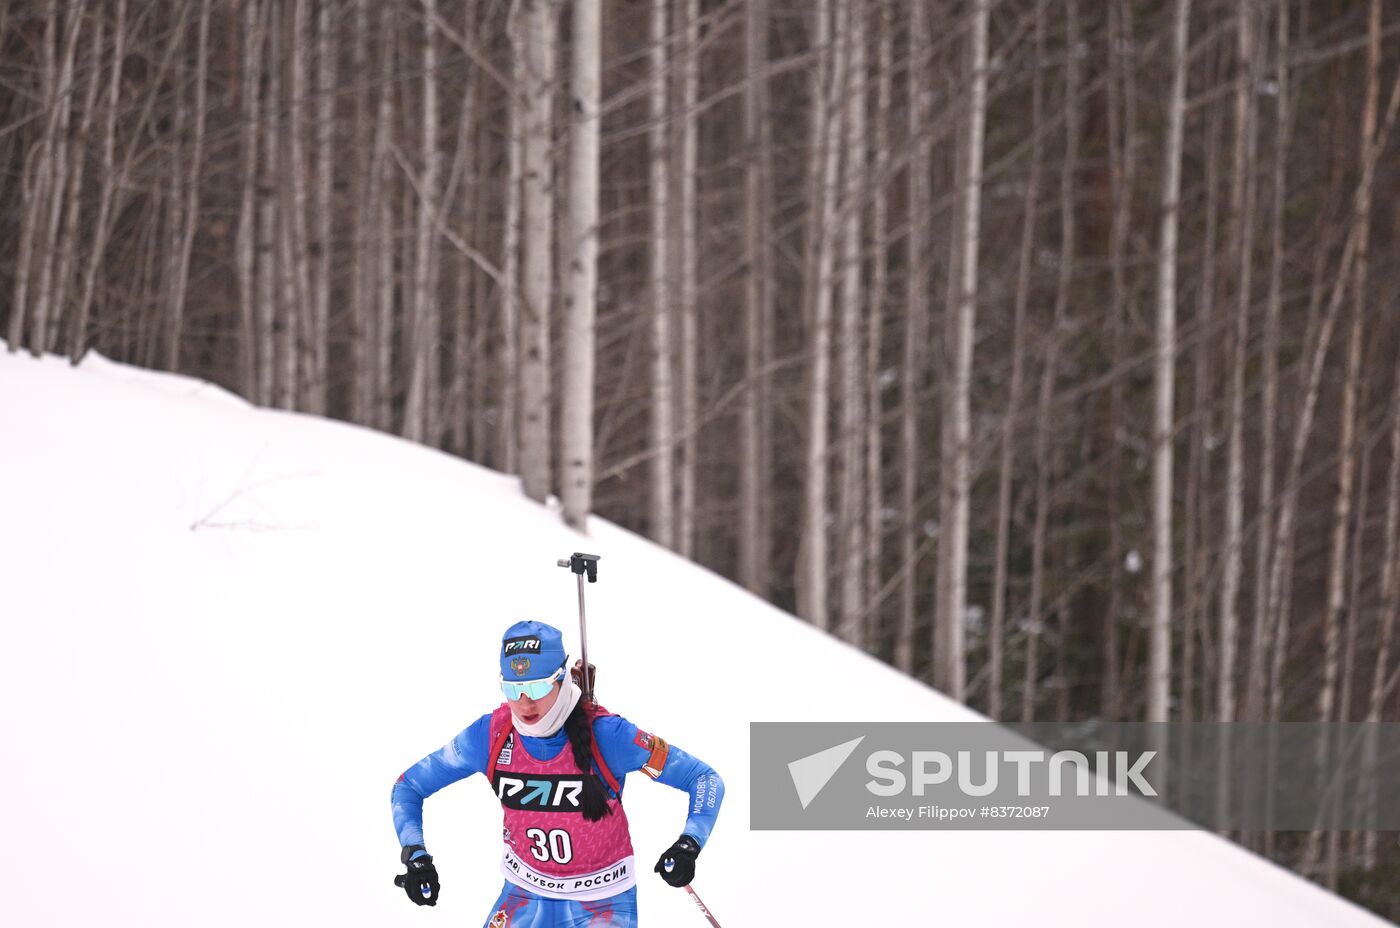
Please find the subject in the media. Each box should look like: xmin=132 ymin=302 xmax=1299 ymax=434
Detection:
xmin=391 ymin=708 xmax=724 ymax=927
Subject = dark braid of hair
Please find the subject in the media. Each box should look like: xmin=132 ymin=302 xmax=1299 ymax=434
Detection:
xmin=563 ymin=700 xmax=614 ymax=822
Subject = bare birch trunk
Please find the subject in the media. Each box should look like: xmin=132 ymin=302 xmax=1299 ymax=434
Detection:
xmin=24 ymin=3 xmax=58 ymax=350
xmin=1218 ymin=0 xmax=1256 ymax=727
xmin=1305 ymin=0 xmax=1379 ymax=871
xmin=1026 ymin=0 xmax=1081 ymax=722
xmin=865 ymin=0 xmax=893 ymax=646
xmin=938 ymin=114 xmax=963 ymax=704
xmin=739 ymin=0 xmax=771 ymax=594
xmin=266 ymin=14 xmax=292 ymax=408
xmin=167 ymin=0 xmax=210 ymax=372
xmin=310 ymin=0 xmax=335 ymax=414
xmin=1215 ymin=0 xmax=1256 ymax=831
xmin=1188 ymin=70 xmax=1225 ymax=731
xmin=236 ymin=0 xmax=264 ymax=398
xmin=561 ymin=0 xmax=601 ymax=530
xmin=837 ymin=2 xmax=867 ymax=646
xmin=470 ymin=110 xmax=491 ymax=461
xmin=158 ymin=101 xmax=185 ymax=370
xmin=933 ymin=0 xmax=988 ymax=700
xmin=1344 ymin=448 xmax=1373 ymax=720
xmin=798 ymin=0 xmax=846 ymax=632
xmin=1103 ymin=0 xmax=1137 ymax=721
xmin=366 ymin=6 xmax=397 ymax=429
xmin=7 ymin=7 xmax=52 ymax=355
xmin=1149 ymin=0 xmax=1190 ymax=726
xmin=139 ymin=212 xmax=163 ymax=362
xmin=255 ymin=4 xmax=278 ymax=406
xmin=1303 ymin=215 xmax=1366 ymax=866
xmin=1246 ymin=0 xmax=1291 ymax=724
xmin=677 ymin=0 xmax=701 ymax=558
xmin=31 ymin=2 xmax=83 ymax=355
xmin=648 ymin=0 xmax=674 ymax=546
xmin=374 ymin=176 xmax=395 ymax=430
xmin=9 ymin=129 xmax=44 ymax=352
xmin=423 ymin=0 xmax=445 ymax=444
xmin=399 ymin=180 xmax=417 ymax=430
xmin=49 ymin=11 xmax=103 ymax=356
xmin=69 ymin=0 xmax=127 ymax=364
xmin=897 ymin=0 xmax=931 ymax=671
xmin=518 ymin=0 xmax=556 ymax=503
xmin=348 ymin=0 xmax=368 ymax=421
xmin=446 ymin=25 xmax=481 ymax=456
xmin=499 ymin=2 xmax=525 ymax=474
xmin=288 ymin=1 xmax=314 ymax=406
xmin=1334 ymin=436 xmax=1370 ymax=881
xmin=470 ymin=129 xmax=491 ymax=460
xmin=1323 ymin=0 xmax=1380 ymax=731
xmin=404 ymin=0 xmax=442 ymax=443
xmin=443 ymin=0 xmax=480 ymax=456
xmin=992 ymin=0 xmax=1043 ymax=721
xmin=1024 ymin=330 xmax=1052 ymax=724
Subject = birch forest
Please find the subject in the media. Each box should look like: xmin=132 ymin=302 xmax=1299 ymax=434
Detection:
xmin=2 ymin=0 xmax=1399 ymax=912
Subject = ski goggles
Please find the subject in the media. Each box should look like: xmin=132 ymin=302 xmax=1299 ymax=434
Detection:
xmin=500 ymin=665 xmax=566 ymax=701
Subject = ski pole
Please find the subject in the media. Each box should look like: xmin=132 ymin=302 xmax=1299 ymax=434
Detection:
xmin=684 ymin=885 xmax=723 ymax=927
xmin=556 ymin=552 xmax=600 ymax=702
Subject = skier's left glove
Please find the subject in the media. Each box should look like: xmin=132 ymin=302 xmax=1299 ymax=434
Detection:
xmin=654 ymin=834 xmax=700 ymax=887
xmin=394 ymin=844 xmax=440 ymax=906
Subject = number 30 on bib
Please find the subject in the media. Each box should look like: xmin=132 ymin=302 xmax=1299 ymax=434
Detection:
xmin=525 ymin=827 xmax=573 ymax=864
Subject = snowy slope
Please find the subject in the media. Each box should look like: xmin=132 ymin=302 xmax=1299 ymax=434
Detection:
xmin=0 ymin=346 xmax=1389 ymax=927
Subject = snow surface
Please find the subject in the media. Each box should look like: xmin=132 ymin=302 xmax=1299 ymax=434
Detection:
xmin=0 ymin=345 xmax=1390 ymax=927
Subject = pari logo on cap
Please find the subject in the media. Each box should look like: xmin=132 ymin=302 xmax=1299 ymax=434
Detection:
xmin=499 ymin=621 xmax=567 ymax=680
xmin=503 ymin=636 xmax=542 ymax=656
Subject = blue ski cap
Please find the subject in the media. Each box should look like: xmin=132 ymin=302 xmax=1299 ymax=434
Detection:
xmin=500 ymin=620 xmax=567 ymax=681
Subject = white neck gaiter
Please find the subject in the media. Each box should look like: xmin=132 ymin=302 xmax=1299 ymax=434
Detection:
xmin=512 ymin=676 xmax=581 ymax=738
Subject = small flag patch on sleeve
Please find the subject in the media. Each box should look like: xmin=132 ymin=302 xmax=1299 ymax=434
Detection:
xmin=635 ymin=731 xmax=670 ymax=779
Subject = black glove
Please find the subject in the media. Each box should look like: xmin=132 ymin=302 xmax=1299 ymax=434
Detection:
xmin=653 ymin=835 xmax=700 ymax=888
xmin=394 ymin=845 xmax=440 ymax=906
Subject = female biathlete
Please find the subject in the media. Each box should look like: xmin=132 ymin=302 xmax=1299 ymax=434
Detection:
xmin=390 ymin=620 xmax=724 ymax=926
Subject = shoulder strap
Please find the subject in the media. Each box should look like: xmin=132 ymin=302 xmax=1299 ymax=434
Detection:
xmin=586 ymin=702 xmax=623 ymax=798
xmin=485 ymin=703 xmax=514 ymax=783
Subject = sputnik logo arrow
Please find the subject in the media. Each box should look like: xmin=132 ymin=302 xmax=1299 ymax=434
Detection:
xmin=787 ymin=736 xmax=865 ymax=809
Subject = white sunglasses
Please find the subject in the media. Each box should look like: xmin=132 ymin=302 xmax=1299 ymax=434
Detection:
xmin=500 ymin=665 xmax=565 ymax=701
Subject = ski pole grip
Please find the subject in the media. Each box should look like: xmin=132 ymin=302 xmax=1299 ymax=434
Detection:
xmin=558 ymin=552 xmax=600 ymax=582
xmin=570 ymin=659 xmax=597 ymax=692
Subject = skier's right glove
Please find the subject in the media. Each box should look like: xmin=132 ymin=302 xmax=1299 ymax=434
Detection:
xmin=394 ymin=845 xmax=440 ymax=906
xmin=654 ymin=834 xmax=701 ymax=888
